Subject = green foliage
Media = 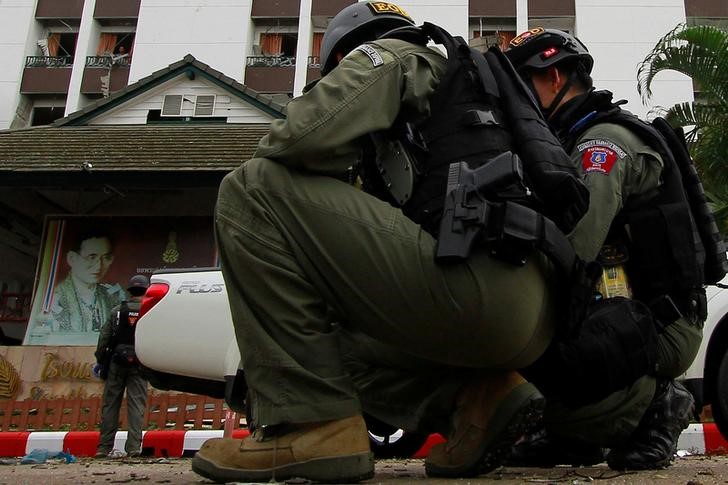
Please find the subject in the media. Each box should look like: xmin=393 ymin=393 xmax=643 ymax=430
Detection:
xmin=638 ymin=24 xmax=728 ymax=235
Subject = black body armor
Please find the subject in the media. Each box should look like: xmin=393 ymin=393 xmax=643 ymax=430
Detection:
xmin=558 ymin=90 xmax=726 ymax=321
xmin=112 ymin=301 xmax=140 ymax=347
xmin=110 ymin=301 xmax=141 ymax=366
xmin=361 ymin=22 xmax=589 ymax=237
xmin=522 ymin=90 xmax=726 ymax=406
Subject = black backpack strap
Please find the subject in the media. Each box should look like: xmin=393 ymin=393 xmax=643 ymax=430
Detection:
xmin=418 ymin=22 xmax=500 ymax=99
xmin=482 ymin=48 xmax=590 ymax=234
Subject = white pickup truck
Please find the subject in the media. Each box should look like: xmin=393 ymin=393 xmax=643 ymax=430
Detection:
xmin=135 ymin=267 xmax=728 ymax=450
xmin=134 ymin=268 xmax=429 ymax=457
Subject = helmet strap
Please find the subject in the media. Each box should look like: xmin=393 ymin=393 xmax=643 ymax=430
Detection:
xmin=542 ymin=70 xmax=577 ymax=120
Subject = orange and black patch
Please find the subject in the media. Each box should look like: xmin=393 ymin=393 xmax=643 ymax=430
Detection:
xmin=509 ymin=27 xmax=545 ymax=47
xmin=367 ymin=2 xmax=412 ymax=21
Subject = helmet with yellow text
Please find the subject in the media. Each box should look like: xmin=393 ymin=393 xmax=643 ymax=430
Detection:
xmin=320 ymin=1 xmax=415 ymax=75
xmin=505 ymin=28 xmax=593 ymax=75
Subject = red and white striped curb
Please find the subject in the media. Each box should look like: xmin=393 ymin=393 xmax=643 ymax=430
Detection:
xmin=677 ymin=423 xmax=728 ymax=455
xmin=0 ymin=424 xmax=725 ymax=458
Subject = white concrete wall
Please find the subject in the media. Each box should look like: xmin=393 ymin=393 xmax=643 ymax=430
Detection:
xmin=130 ymin=0 xmax=254 ymax=84
xmin=574 ymin=0 xmax=694 ymax=119
xmin=0 ymin=0 xmax=703 ymax=129
xmin=397 ymin=1 xmax=469 ymax=39
xmin=65 ymin=0 xmax=99 ymax=115
xmin=293 ymin=0 xmax=313 ymax=96
xmin=0 ymin=0 xmax=38 ymax=130
xmin=89 ymin=76 xmax=276 ymax=124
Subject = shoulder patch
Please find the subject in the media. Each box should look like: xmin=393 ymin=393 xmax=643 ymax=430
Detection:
xmin=353 ymin=44 xmax=384 ymax=68
xmin=576 ymin=139 xmax=626 ymax=176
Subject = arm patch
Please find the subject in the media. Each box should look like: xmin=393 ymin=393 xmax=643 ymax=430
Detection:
xmin=577 ymin=139 xmax=626 ymax=175
xmin=353 ymin=44 xmax=384 ymax=68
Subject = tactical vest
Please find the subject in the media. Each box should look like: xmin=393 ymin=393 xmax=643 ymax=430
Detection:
xmin=364 ymin=22 xmax=589 ymax=236
xmin=564 ymin=99 xmax=728 ymax=319
xmin=112 ymin=300 xmax=141 ymax=348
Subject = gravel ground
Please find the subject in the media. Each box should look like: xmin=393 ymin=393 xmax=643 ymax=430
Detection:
xmin=0 ymin=454 xmax=727 ymax=484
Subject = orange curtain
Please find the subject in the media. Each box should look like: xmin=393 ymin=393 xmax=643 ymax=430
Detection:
xmin=312 ymin=32 xmax=324 ymax=57
xmin=498 ymin=31 xmax=516 ymax=51
xmin=97 ymin=33 xmax=117 ymax=55
xmin=260 ymin=33 xmax=283 ymax=55
xmin=47 ymin=34 xmax=60 ymax=56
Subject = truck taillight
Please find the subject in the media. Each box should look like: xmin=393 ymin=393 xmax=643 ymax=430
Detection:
xmin=139 ymin=282 xmax=169 ymax=318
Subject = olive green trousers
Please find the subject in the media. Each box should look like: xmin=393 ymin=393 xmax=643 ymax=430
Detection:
xmin=215 ymin=158 xmax=655 ymax=445
xmin=97 ymin=362 xmax=148 ymax=455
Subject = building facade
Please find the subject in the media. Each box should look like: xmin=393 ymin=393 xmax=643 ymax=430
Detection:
xmin=0 ymin=0 xmax=726 ymax=342
xmin=2 ymin=0 xmax=727 ymax=131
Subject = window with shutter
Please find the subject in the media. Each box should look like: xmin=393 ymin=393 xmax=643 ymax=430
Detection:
xmin=194 ymin=95 xmax=215 ymax=116
xmin=161 ymin=95 xmax=183 ymax=116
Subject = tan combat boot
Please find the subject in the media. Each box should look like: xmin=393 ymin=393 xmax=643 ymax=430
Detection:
xmin=425 ymin=371 xmax=545 ymax=477
xmin=191 ymin=414 xmax=374 ymax=483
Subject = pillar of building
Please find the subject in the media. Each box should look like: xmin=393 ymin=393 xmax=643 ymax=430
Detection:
xmin=574 ymin=0 xmax=693 ymax=118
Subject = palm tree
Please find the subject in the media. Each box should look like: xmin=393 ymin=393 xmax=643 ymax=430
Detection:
xmin=637 ymin=23 xmax=728 ymax=232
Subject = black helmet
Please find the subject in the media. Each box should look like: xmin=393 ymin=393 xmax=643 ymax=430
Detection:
xmin=320 ymin=1 xmax=415 ymax=75
xmin=127 ymin=274 xmax=149 ymax=296
xmin=505 ymin=28 xmax=593 ymax=74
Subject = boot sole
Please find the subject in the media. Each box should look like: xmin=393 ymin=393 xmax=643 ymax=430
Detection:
xmin=191 ymin=450 xmax=374 ymax=483
xmin=426 ymin=382 xmax=545 ymax=478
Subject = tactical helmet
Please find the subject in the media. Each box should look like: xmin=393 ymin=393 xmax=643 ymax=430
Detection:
xmin=505 ymin=28 xmax=593 ymax=75
xmin=320 ymin=1 xmax=415 ymax=75
xmin=127 ymin=274 xmax=149 ymax=296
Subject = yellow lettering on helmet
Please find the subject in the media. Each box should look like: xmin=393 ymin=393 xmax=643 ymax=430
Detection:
xmin=368 ymin=2 xmax=412 ymax=21
xmin=510 ymin=27 xmax=545 ymax=47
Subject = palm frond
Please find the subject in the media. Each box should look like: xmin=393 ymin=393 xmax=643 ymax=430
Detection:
xmin=639 ymin=23 xmax=728 ymax=228
xmin=638 ymin=24 xmax=728 ymax=105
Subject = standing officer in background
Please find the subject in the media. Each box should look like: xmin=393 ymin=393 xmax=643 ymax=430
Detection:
xmin=94 ymin=274 xmax=150 ymax=458
xmin=505 ymin=28 xmax=713 ymax=470
xmin=192 ymin=1 xmax=594 ymax=483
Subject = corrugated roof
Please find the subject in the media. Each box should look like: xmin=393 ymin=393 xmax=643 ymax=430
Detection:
xmin=0 ymin=124 xmax=269 ymax=171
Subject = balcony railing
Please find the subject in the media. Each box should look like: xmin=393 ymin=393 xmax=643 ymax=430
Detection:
xmin=246 ymin=55 xmax=296 ymax=67
xmin=85 ymin=55 xmax=131 ymax=67
xmin=25 ymin=56 xmax=73 ymax=67
xmin=308 ymin=56 xmax=321 ymax=68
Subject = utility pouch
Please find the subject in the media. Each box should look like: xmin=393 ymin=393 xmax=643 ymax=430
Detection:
xmin=647 ymin=294 xmax=683 ymax=331
xmin=522 ymin=297 xmax=658 ymax=407
xmin=112 ymin=344 xmax=138 ymax=367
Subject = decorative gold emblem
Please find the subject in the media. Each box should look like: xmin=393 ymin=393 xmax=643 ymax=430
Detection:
xmin=0 ymin=354 xmax=20 ymax=400
xmin=162 ymin=231 xmax=180 ymax=264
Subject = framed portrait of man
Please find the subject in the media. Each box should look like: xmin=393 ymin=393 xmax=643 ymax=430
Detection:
xmin=24 ymin=216 xmax=215 ymax=346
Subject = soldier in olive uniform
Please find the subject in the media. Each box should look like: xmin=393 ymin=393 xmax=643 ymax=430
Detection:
xmin=94 ymin=274 xmax=150 ymax=458
xmin=505 ymin=29 xmax=699 ymax=470
xmin=191 ymin=2 xmax=597 ymax=483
